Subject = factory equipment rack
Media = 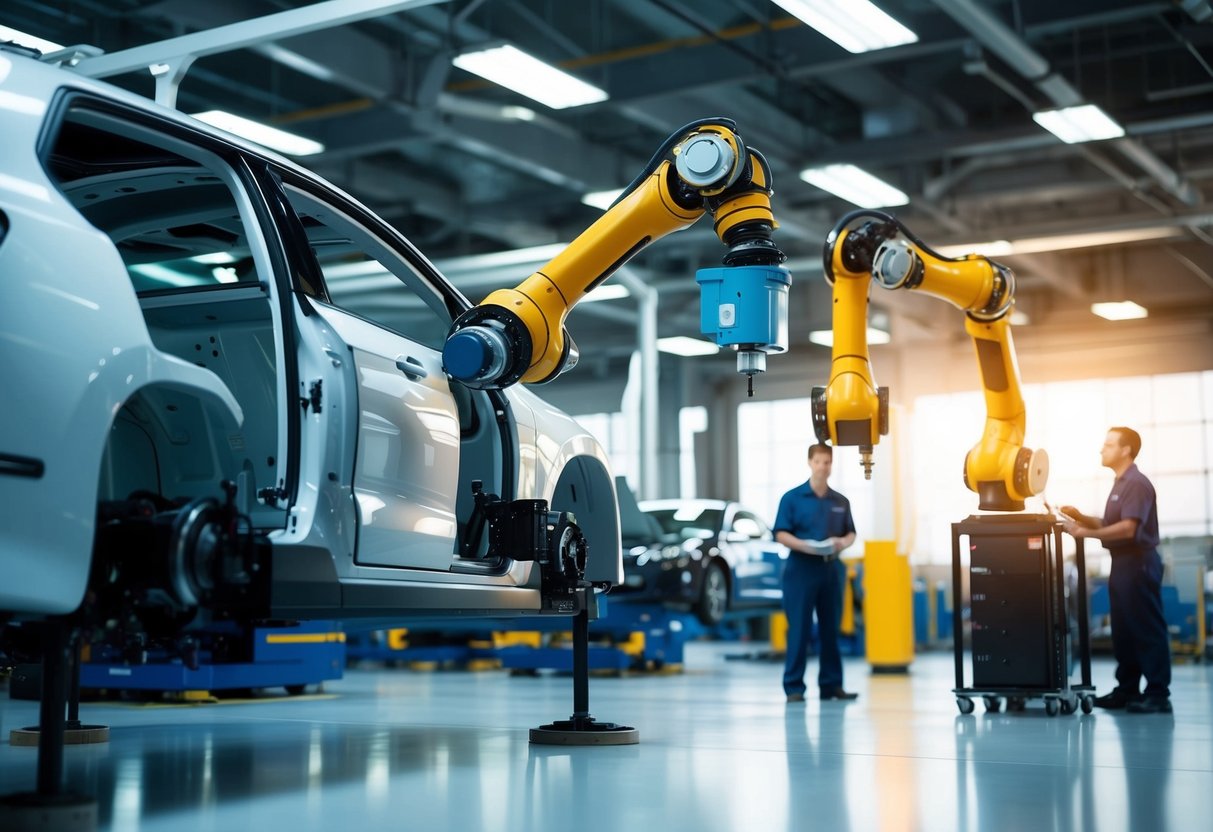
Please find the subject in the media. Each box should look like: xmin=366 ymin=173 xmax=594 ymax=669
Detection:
xmin=951 ymin=514 xmax=1093 ymax=716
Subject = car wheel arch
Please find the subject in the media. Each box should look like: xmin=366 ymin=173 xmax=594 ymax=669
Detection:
xmin=547 ymin=455 xmax=622 ymax=588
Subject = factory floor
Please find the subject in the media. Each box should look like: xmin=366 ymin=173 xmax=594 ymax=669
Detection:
xmin=1 ymin=646 xmax=1210 ymax=832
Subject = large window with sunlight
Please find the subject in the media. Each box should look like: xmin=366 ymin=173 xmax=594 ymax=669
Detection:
xmin=736 ymin=398 xmax=879 ymax=543
xmin=575 ymin=412 xmax=637 ymax=493
xmin=910 ymin=371 xmax=1213 ymax=564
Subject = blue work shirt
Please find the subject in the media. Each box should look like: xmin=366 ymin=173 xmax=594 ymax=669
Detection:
xmin=773 ymin=481 xmax=856 ymax=543
xmin=1102 ymin=463 xmax=1160 ymax=554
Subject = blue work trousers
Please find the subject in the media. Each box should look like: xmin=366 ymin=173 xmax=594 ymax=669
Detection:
xmin=1108 ymin=549 xmax=1171 ymax=697
xmin=782 ymin=554 xmax=842 ymax=696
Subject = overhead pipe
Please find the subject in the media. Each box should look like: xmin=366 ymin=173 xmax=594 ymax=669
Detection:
xmin=933 ymin=0 xmax=1203 ymax=207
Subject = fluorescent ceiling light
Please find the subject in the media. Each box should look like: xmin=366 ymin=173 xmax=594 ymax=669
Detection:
xmin=501 ymin=105 xmax=536 ymax=121
xmin=1010 ymin=228 xmax=1176 ymax=254
xmin=582 ymin=188 xmax=625 ymax=211
xmin=934 ymin=227 xmax=1181 ymax=258
xmin=128 ymin=264 xmax=198 ymax=288
xmin=800 ymin=164 xmax=908 ymax=208
xmin=932 ymin=240 xmax=1014 ymax=259
xmin=1091 ymin=301 xmax=1147 ymax=321
xmin=769 ymin=0 xmax=917 ymax=53
xmin=190 ymin=252 xmax=237 ymax=265
xmin=808 ymin=327 xmax=891 ymax=347
xmin=1033 ymin=104 xmax=1125 ymax=144
xmin=452 ymin=44 xmax=608 ymax=110
xmin=583 ymin=284 xmax=630 ymax=302
xmin=0 ymin=25 xmax=64 ymax=55
xmin=191 ymin=110 xmax=324 ymax=156
xmin=657 ymin=336 xmax=719 ymax=357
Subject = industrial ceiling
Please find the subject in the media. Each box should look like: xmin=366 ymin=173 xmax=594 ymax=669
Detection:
xmin=8 ymin=0 xmax=1213 ymax=376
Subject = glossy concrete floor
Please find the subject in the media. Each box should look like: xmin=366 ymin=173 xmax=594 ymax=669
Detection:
xmin=1 ymin=646 xmax=1210 ymax=832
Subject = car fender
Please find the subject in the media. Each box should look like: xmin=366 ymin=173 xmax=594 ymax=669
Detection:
xmin=512 ymin=388 xmax=623 ymax=585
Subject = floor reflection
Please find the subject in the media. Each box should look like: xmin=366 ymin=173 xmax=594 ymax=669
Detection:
xmin=59 ymin=720 xmax=525 ymax=827
xmin=954 ymin=711 xmax=1098 ymax=832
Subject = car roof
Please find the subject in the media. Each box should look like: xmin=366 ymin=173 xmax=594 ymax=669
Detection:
xmin=4 ymin=51 xmax=336 ymax=200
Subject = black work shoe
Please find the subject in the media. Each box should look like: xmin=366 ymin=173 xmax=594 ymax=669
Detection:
xmin=786 ymin=693 xmax=805 ymax=704
xmin=1125 ymin=696 xmax=1172 ymax=714
xmin=820 ymin=687 xmax=858 ymax=701
xmin=1092 ymin=690 xmax=1139 ymax=710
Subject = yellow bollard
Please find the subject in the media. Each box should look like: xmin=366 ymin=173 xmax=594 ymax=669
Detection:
xmin=770 ymin=611 xmax=788 ymax=654
xmin=863 ymin=539 xmax=914 ymax=672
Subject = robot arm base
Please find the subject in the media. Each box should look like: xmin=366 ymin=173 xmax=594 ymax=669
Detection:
xmin=975 ymin=481 xmax=1025 ymax=512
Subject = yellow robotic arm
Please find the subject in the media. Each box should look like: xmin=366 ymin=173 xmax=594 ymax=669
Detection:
xmin=816 ymin=210 xmax=1048 ymax=512
xmin=443 ymin=118 xmax=789 ymax=390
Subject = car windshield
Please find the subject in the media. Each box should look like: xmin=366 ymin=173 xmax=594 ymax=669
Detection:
xmin=643 ymin=507 xmax=723 ymax=542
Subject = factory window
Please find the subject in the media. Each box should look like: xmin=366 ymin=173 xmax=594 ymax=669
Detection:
xmin=736 ymin=398 xmax=877 ymax=542
xmin=679 ymin=406 xmax=706 ymax=499
xmin=910 ymin=370 xmax=1213 ymax=565
xmin=575 ymin=412 xmax=636 ymax=494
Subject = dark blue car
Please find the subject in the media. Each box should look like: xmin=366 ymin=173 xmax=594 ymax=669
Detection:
xmin=615 ymin=497 xmax=788 ymax=625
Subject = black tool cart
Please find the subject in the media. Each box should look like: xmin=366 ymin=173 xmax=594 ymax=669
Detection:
xmin=951 ymin=514 xmax=1094 ymax=716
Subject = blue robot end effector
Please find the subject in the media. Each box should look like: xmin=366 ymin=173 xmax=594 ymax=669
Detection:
xmin=697 ymin=263 xmax=791 ymax=396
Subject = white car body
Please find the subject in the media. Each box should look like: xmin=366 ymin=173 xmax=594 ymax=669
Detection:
xmin=0 ymin=50 xmax=621 ymax=622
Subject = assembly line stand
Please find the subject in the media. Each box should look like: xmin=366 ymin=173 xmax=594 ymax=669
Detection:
xmin=530 ymin=592 xmax=639 ymax=745
xmin=0 ymin=619 xmax=100 ymax=831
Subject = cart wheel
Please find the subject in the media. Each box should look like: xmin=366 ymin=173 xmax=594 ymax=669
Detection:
xmin=957 ymin=696 xmax=975 ymax=715
xmin=1059 ymin=696 xmax=1076 ymax=715
xmin=1080 ymin=695 xmax=1094 ymax=714
xmin=1045 ymin=698 xmax=1060 ymax=716
xmin=983 ymin=696 xmax=1002 ymax=713
xmin=1005 ymin=696 xmax=1025 ymax=712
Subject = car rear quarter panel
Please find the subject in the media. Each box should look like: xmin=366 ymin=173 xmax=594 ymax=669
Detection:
xmin=0 ymin=56 xmax=242 ymax=615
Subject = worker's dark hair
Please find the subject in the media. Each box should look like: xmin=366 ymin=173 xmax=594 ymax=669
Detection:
xmin=1109 ymin=426 xmax=1142 ymax=459
xmin=808 ymin=443 xmax=833 ymax=460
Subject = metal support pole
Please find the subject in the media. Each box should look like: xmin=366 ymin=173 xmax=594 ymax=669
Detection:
xmin=571 ymin=609 xmax=590 ymax=722
xmin=951 ymin=524 xmax=965 ymax=690
xmin=66 ymin=643 xmax=82 ymax=729
xmin=36 ymin=621 xmax=69 ymax=796
xmin=616 ymin=267 xmax=659 ymax=500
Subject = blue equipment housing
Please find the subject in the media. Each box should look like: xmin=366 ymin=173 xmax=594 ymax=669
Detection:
xmin=696 ymin=264 xmax=791 ymax=351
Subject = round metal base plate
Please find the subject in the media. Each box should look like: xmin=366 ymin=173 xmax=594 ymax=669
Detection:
xmin=530 ymin=719 xmax=639 ymax=746
xmin=10 ymin=726 xmax=110 ymax=747
xmin=0 ymin=791 xmax=97 ymax=832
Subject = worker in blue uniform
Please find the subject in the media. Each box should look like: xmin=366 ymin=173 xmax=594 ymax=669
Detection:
xmin=774 ymin=443 xmax=858 ymax=704
xmin=1060 ymin=426 xmax=1171 ymax=714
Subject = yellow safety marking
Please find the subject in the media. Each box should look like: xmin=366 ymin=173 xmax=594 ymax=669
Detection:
xmin=492 ymin=631 xmax=543 ymax=649
xmin=387 ymin=629 xmax=409 ymax=650
xmin=263 ymin=632 xmax=345 ymax=644
xmin=618 ymin=632 xmax=646 ymax=657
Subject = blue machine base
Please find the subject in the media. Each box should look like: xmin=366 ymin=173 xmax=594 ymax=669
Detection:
xmin=80 ymin=621 xmax=345 ymax=693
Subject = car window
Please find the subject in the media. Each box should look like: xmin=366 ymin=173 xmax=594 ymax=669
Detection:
xmin=282 ymin=185 xmax=452 ymax=350
xmin=45 ymin=109 xmax=267 ymax=294
xmin=731 ymin=511 xmax=770 ymax=541
xmin=644 ymin=506 xmax=724 ymax=542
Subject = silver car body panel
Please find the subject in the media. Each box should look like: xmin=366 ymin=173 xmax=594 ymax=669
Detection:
xmin=0 ymin=52 xmax=622 ymax=617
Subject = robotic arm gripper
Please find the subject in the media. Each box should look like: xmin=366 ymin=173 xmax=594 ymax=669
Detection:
xmin=442 ymin=118 xmax=791 ymax=394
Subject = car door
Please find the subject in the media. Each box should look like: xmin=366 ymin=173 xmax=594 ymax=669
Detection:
xmin=279 ymin=182 xmax=462 ymax=571
xmin=726 ymin=509 xmax=784 ymax=603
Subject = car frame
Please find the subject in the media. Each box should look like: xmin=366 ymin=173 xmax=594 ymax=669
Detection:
xmin=0 ymin=49 xmax=621 ymax=632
